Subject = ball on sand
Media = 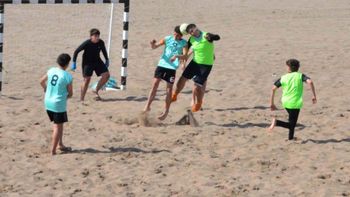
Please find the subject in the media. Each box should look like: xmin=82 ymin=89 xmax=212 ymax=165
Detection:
xmin=180 ymin=23 xmax=189 ymax=35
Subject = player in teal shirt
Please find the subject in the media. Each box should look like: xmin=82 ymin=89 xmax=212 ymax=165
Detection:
xmin=40 ymin=53 xmax=73 ymax=155
xmin=45 ymin=67 xmax=73 ymax=112
xmin=143 ymin=25 xmax=187 ymax=120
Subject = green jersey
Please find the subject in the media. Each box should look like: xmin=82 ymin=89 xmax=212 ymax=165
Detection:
xmin=188 ymin=32 xmax=214 ymax=66
xmin=275 ymin=72 xmax=310 ymax=109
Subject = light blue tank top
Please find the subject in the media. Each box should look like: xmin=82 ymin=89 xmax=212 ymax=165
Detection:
xmin=44 ymin=67 xmax=73 ymax=112
xmin=158 ymin=36 xmax=187 ymax=70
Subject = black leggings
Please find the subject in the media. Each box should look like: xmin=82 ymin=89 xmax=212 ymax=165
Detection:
xmin=276 ymin=108 xmax=300 ymax=140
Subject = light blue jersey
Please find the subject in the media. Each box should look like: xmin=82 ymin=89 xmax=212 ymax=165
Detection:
xmin=158 ymin=35 xmax=187 ymax=70
xmin=44 ymin=67 xmax=73 ymax=112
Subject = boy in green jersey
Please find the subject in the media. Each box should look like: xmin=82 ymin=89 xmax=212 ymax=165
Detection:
xmin=171 ymin=23 xmax=220 ymax=112
xmin=269 ymin=59 xmax=317 ymax=140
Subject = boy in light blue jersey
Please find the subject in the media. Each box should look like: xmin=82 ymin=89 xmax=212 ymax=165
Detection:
xmin=40 ymin=53 xmax=73 ymax=155
xmin=143 ymin=25 xmax=187 ymax=120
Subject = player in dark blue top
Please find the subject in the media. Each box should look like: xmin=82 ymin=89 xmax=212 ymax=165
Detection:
xmin=71 ymin=28 xmax=110 ymax=101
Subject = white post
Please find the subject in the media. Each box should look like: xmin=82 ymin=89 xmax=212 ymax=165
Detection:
xmin=107 ymin=3 xmax=114 ymax=57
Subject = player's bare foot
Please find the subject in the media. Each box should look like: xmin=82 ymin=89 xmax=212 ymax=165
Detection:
xmin=171 ymin=93 xmax=178 ymax=102
xmin=92 ymin=90 xmax=101 ymax=101
xmin=158 ymin=111 xmax=169 ymax=121
xmin=268 ymin=117 xmax=276 ymax=132
xmin=143 ymin=107 xmax=151 ymax=113
xmin=58 ymin=146 xmax=72 ymax=152
xmin=191 ymin=102 xmax=202 ymax=112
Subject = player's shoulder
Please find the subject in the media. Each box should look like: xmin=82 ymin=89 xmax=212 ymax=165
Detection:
xmin=63 ymin=70 xmax=73 ymax=82
xmin=47 ymin=66 xmax=57 ymax=73
xmin=99 ymin=39 xmax=105 ymax=44
xmin=164 ymin=35 xmax=172 ymax=41
xmin=82 ymin=39 xmax=91 ymax=44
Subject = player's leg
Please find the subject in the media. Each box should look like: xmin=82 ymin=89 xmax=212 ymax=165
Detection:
xmin=144 ymin=66 xmax=165 ymax=112
xmin=192 ymin=65 xmax=211 ymax=112
xmin=172 ymin=61 xmax=196 ymax=102
xmin=144 ymin=78 xmax=161 ymax=112
xmin=51 ymin=122 xmax=63 ymax=155
xmin=287 ymin=109 xmax=300 ymax=140
xmin=81 ymin=65 xmax=93 ymax=101
xmin=158 ymin=82 xmax=173 ymax=120
xmin=158 ymin=69 xmax=176 ymax=120
xmin=81 ymin=77 xmax=91 ymax=101
xmin=268 ymin=117 xmax=277 ymax=131
xmin=94 ymin=61 xmax=110 ymax=94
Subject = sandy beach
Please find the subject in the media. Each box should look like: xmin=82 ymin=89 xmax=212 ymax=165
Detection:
xmin=0 ymin=0 xmax=350 ymax=196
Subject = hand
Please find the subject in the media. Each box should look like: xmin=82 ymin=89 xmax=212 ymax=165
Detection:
xmin=170 ymin=55 xmax=177 ymax=62
xmin=150 ymin=39 xmax=156 ymax=49
xmin=312 ymin=97 xmax=317 ymax=104
xmin=105 ymin=59 xmax=109 ymax=68
xmin=180 ymin=62 xmax=186 ymax=70
xmin=270 ymin=104 xmax=277 ymax=111
xmin=71 ymin=62 xmax=77 ymax=71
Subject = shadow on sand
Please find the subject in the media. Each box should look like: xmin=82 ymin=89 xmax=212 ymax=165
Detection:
xmin=99 ymin=96 xmax=152 ymax=102
xmin=301 ymin=138 xmax=350 ymax=144
xmin=214 ymin=105 xmax=269 ymax=112
xmin=69 ymin=147 xmax=171 ymax=154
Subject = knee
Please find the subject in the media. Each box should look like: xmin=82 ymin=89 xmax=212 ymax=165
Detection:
xmin=104 ymin=72 xmax=110 ymax=79
xmin=84 ymin=77 xmax=91 ymax=83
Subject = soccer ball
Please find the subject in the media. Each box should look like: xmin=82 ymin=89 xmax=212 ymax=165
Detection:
xmin=180 ymin=23 xmax=189 ymax=35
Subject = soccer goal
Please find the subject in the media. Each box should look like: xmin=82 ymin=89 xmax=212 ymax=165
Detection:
xmin=0 ymin=0 xmax=130 ymax=94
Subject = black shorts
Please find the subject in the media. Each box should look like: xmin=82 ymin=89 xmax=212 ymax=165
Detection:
xmin=47 ymin=110 xmax=68 ymax=124
xmin=154 ymin=66 xmax=176 ymax=84
xmin=82 ymin=60 xmax=109 ymax=77
xmin=182 ymin=60 xmax=212 ymax=86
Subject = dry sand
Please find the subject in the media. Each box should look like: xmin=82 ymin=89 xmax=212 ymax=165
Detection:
xmin=0 ymin=0 xmax=350 ymax=196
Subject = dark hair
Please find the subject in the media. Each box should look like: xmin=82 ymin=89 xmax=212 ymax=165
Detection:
xmin=174 ymin=25 xmax=182 ymax=36
xmin=57 ymin=53 xmax=71 ymax=67
xmin=90 ymin=28 xmax=100 ymax=36
xmin=286 ymin=59 xmax=300 ymax=72
xmin=186 ymin=23 xmax=196 ymax=33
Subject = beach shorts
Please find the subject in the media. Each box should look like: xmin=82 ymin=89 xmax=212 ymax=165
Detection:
xmin=182 ymin=60 xmax=212 ymax=86
xmin=82 ymin=60 xmax=108 ymax=77
xmin=154 ymin=66 xmax=176 ymax=84
xmin=47 ymin=110 xmax=68 ymax=124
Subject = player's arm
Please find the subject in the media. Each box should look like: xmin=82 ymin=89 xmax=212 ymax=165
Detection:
xmin=171 ymin=44 xmax=189 ymax=61
xmin=100 ymin=41 xmax=110 ymax=67
xmin=72 ymin=40 xmax=88 ymax=62
xmin=101 ymin=41 xmax=109 ymax=61
xmin=40 ymin=74 xmax=48 ymax=92
xmin=71 ymin=40 xmax=88 ymax=71
xmin=306 ymin=78 xmax=317 ymax=104
xmin=270 ymin=78 xmax=281 ymax=111
xmin=150 ymin=39 xmax=165 ymax=49
xmin=67 ymin=82 xmax=73 ymax=98
xmin=303 ymin=74 xmax=317 ymax=104
xmin=205 ymin=33 xmax=220 ymax=42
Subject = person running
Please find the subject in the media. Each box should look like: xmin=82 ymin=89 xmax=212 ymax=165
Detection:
xmin=268 ymin=59 xmax=317 ymax=140
xmin=40 ymin=53 xmax=73 ymax=155
xmin=143 ymin=25 xmax=187 ymax=120
xmin=171 ymin=23 xmax=220 ymax=112
xmin=71 ymin=28 xmax=110 ymax=101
